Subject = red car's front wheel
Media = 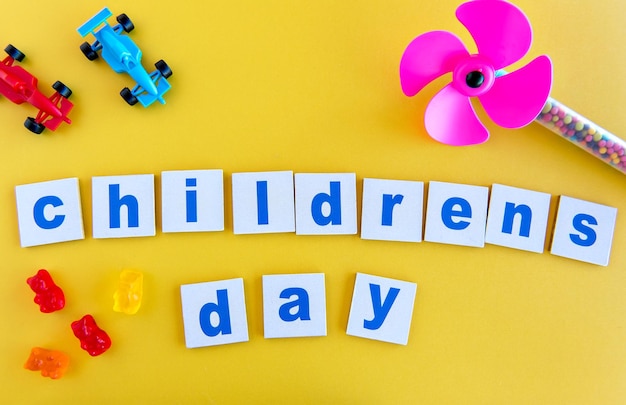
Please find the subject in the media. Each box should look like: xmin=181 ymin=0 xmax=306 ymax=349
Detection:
xmin=24 ymin=117 xmax=45 ymax=134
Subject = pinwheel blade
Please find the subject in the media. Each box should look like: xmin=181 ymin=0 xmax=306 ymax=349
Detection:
xmin=479 ymin=55 xmax=553 ymax=128
xmin=456 ymin=0 xmax=532 ymax=70
xmin=425 ymin=83 xmax=489 ymax=146
xmin=400 ymin=31 xmax=469 ymax=97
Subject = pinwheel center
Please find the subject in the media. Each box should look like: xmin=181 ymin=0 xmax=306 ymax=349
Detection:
xmin=465 ymin=71 xmax=485 ymax=88
xmin=452 ymin=55 xmax=495 ymax=98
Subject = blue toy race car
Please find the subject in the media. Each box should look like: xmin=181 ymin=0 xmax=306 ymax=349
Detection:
xmin=78 ymin=7 xmax=172 ymax=107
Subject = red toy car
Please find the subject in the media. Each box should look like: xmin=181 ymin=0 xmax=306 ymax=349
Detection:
xmin=0 ymin=44 xmax=73 ymax=134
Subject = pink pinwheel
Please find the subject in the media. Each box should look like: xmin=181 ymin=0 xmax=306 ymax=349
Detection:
xmin=400 ymin=0 xmax=553 ymax=146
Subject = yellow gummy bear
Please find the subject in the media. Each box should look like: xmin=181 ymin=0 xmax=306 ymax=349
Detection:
xmin=113 ymin=269 xmax=143 ymax=314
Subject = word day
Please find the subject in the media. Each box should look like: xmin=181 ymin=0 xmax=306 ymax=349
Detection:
xmin=15 ymin=170 xmax=618 ymax=265
xmin=181 ymin=272 xmax=418 ymax=347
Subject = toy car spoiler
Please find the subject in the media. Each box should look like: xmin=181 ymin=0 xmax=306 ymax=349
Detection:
xmin=77 ymin=7 xmax=113 ymax=38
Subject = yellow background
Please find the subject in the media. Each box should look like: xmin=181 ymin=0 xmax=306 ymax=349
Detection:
xmin=2 ymin=0 xmax=625 ymax=403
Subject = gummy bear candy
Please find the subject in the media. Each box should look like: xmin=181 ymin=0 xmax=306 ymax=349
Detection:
xmin=71 ymin=314 xmax=111 ymax=356
xmin=24 ymin=347 xmax=69 ymax=379
xmin=113 ymin=269 xmax=143 ymax=315
xmin=26 ymin=269 xmax=65 ymax=313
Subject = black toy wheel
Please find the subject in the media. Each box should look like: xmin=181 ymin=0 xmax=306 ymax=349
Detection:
xmin=155 ymin=60 xmax=172 ymax=78
xmin=120 ymin=87 xmax=138 ymax=106
xmin=52 ymin=81 xmax=72 ymax=98
xmin=116 ymin=14 xmax=134 ymax=33
xmin=24 ymin=117 xmax=45 ymax=134
xmin=5 ymin=44 xmax=25 ymax=62
xmin=80 ymin=42 xmax=98 ymax=61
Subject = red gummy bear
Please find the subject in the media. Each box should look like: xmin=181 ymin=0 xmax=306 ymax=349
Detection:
xmin=26 ymin=269 xmax=65 ymax=313
xmin=71 ymin=314 xmax=111 ymax=356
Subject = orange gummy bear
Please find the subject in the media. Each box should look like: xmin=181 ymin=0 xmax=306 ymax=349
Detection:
xmin=24 ymin=347 xmax=69 ymax=379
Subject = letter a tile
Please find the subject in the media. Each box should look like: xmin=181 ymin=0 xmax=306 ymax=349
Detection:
xmin=262 ymin=273 xmax=327 ymax=338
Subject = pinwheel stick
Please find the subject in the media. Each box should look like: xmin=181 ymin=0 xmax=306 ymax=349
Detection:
xmin=535 ymin=98 xmax=626 ymax=174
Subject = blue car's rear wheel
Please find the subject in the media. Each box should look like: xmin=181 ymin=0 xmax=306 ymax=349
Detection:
xmin=52 ymin=81 xmax=72 ymax=98
xmin=155 ymin=60 xmax=172 ymax=79
xmin=5 ymin=44 xmax=25 ymax=62
xmin=121 ymin=87 xmax=138 ymax=106
xmin=116 ymin=14 xmax=134 ymax=33
xmin=80 ymin=42 xmax=98 ymax=61
xmin=25 ymin=117 xmax=45 ymax=134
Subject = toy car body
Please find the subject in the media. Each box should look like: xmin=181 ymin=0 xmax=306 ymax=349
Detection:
xmin=0 ymin=45 xmax=73 ymax=134
xmin=77 ymin=7 xmax=172 ymax=107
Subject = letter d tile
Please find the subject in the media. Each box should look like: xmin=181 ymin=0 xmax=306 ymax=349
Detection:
xmin=180 ymin=278 xmax=249 ymax=348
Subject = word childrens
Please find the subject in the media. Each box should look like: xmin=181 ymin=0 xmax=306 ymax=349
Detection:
xmin=15 ymin=170 xmax=617 ymax=266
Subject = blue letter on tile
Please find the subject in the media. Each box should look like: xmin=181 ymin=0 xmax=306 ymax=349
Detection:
xmin=381 ymin=194 xmax=404 ymax=226
xmin=199 ymin=289 xmax=232 ymax=337
xmin=256 ymin=181 xmax=269 ymax=225
xmin=186 ymin=178 xmax=198 ymax=223
xmin=109 ymin=184 xmax=139 ymax=229
xmin=363 ymin=284 xmax=400 ymax=330
xmin=570 ymin=213 xmax=597 ymax=247
xmin=502 ymin=202 xmax=532 ymax=237
xmin=311 ymin=181 xmax=342 ymax=226
xmin=441 ymin=197 xmax=471 ymax=230
xmin=33 ymin=196 xmax=65 ymax=229
xmin=278 ymin=287 xmax=311 ymax=322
